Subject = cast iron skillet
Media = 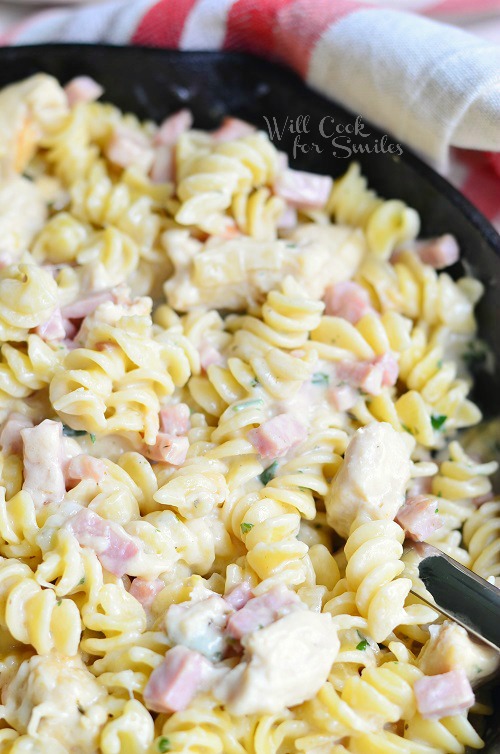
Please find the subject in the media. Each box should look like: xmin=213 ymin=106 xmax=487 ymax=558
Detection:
xmin=0 ymin=44 xmax=498 ymax=748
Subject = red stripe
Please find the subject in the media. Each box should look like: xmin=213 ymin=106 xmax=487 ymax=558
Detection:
xmin=223 ymin=0 xmax=294 ymax=58
xmin=132 ymin=0 xmax=198 ymax=47
xmin=424 ymin=0 xmax=500 ymax=16
xmin=274 ymin=0 xmax=368 ymax=77
xmin=457 ymin=149 xmax=500 ymax=222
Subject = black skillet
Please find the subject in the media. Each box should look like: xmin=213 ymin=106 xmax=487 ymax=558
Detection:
xmin=0 ymin=44 xmax=498 ymax=748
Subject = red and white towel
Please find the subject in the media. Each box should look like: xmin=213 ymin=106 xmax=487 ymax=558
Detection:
xmin=2 ymin=0 xmax=500 ymax=230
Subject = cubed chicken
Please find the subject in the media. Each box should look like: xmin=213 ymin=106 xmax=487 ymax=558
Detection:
xmin=166 ymin=592 xmax=233 ymax=662
xmin=324 ymin=281 xmax=375 ymax=323
xmin=67 ymin=507 xmax=140 ymax=577
xmin=418 ymin=621 xmax=499 ymax=685
xmin=248 ymin=414 xmax=306 ymax=459
xmin=144 ymin=645 xmax=210 ymax=713
xmin=21 ymin=419 xmax=66 ymax=508
xmin=160 ymin=404 xmax=191 ymax=436
xmin=274 ymin=169 xmax=332 ymax=210
xmin=226 ymin=586 xmax=301 ymax=640
xmin=286 ymin=224 xmax=366 ymax=288
xmin=416 ymin=234 xmax=459 ymax=270
xmin=396 ymin=495 xmax=443 ymax=542
xmin=215 ymin=611 xmax=339 ymax=715
xmin=414 ymin=669 xmax=474 ymax=719
xmin=143 ymin=434 xmax=189 ymax=465
xmin=0 ymin=412 xmax=34 ymax=455
xmin=64 ymin=76 xmax=103 ymax=107
xmin=325 ymin=423 xmax=413 ymax=538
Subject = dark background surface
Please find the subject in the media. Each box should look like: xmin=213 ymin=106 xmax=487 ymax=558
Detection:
xmin=0 ymin=44 xmax=498 ymax=747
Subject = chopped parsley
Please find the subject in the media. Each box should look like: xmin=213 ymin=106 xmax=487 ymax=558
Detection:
xmin=437 ymin=491 xmax=442 ymax=498
xmin=232 ymin=399 xmax=263 ymax=412
xmin=62 ymin=424 xmax=88 ymax=438
xmin=311 ymin=372 xmax=329 ymax=386
xmin=356 ymin=639 xmax=369 ymax=651
xmin=250 ymin=378 xmax=259 ymax=388
xmin=435 ymin=508 xmax=439 ymax=514
xmin=401 ymin=424 xmax=413 ymax=435
xmin=436 ymin=359 xmax=443 ymax=369
xmin=56 ymin=599 xmax=62 ymax=606
xmin=158 ymin=738 xmax=171 ymax=753
xmin=259 ymin=460 xmax=278 ymax=486
xmin=78 ymin=577 xmax=85 ymax=585
xmin=431 ymin=414 xmax=447 ymax=431
xmin=241 ymin=522 xmax=254 ymax=534
xmin=89 ymin=433 xmax=96 ymax=444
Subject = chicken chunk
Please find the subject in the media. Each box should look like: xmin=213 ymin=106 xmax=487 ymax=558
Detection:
xmin=215 ymin=611 xmax=339 ymax=715
xmin=326 ymin=423 xmax=413 ymax=538
xmin=418 ymin=621 xmax=499 ymax=686
xmin=166 ymin=591 xmax=233 ymax=661
xmin=21 ymin=419 xmax=65 ymax=508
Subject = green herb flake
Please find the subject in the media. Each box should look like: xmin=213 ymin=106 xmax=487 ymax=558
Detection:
xmin=298 ymin=486 xmax=310 ymax=493
xmin=437 ymin=491 xmax=442 ymax=498
xmin=435 ymin=508 xmax=439 ymax=514
xmin=158 ymin=738 xmax=171 ymax=753
xmin=356 ymin=639 xmax=369 ymax=651
xmin=250 ymin=378 xmax=259 ymax=388
xmin=241 ymin=522 xmax=254 ymax=534
xmin=232 ymin=399 xmax=263 ymax=412
xmin=401 ymin=424 xmax=413 ymax=435
xmin=56 ymin=599 xmax=62 ymax=606
xmin=431 ymin=414 xmax=447 ymax=431
xmin=311 ymin=372 xmax=329 ymax=386
xmin=62 ymin=424 xmax=87 ymax=438
xmin=89 ymin=433 xmax=96 ymax=444
xmin=259 ymin=460 xmax=278 ymax=486
xmin=78 ymin=577 xmax=85 ymax=585
xmin=436 ymin=359 xmax=443 ymax=369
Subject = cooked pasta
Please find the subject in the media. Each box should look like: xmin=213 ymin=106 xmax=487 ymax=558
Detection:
xmin=0 ymin=72 xmax=496 ymax=754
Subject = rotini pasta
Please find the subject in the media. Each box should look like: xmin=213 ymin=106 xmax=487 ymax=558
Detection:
xmin=0 ymin=73 xmax=495 ymax=754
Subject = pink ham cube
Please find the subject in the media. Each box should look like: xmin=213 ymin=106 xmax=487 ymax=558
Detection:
xmin=64 ymin=76 xmax=103 ymax=107
xmin=67 ymin=508 xmax=139 ymax=577
xmin=224 ymin=582 xmax=253 ymax=610
xmin=160 ymin=404 xmax=191 ymax=436
xmin=61 ymin=289 xmax=115 ymax=320
xmin=143 ymin=434 xmax=189 ymax=465
xmin=212 ymin=117 xmax=256 ymax=143
xmin=65 ymin=454 xmax=106 ymax=487
xmin=396 ymin=495 xmax=443 ymax=541
xmin=35 ymin=308 xmax=65 ymax=341
xmin=226 ymin=586 xmax=300 ymax=639
xmin=324 ymin=281 xmax=375 ymax=324
xmin=416 ymin=234 xmax=459 ymax=270
xmin=0 ymin=413 xmax=34 ymax=455
xmin=144 ymin=645 xmax=209 ymax=713
xmin=106 ymin=125 xmax=153 ymax=171
xmin=248 ymin=414 xmax=306 ymax=459
xmin=154 ymin=109 xmax=193 ymax=146
xmin=273 ymin=168 xmax=332 ymax=209
xmin=414 ymin=669 xmax=474 ymax=719
xmin=327 ymin=383 xmax=359 ymax=412
xmin=129 ymin=577 xmax=164 ymax=609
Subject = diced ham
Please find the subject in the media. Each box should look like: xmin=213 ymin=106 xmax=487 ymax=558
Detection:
xmin=150 ymin=145 xmax=174 ymax=183
xmin=211 ymin=117 xmax=256 ymax=143
xmin=414 ymin=669 xmax=474 ymax=720
xmin=129 ymin=578 xmax=164 ymax=609
xmin=159 ymin=404 xmax=191 ymax=436
xmin=67 ymin=507 xmax=139 ymax=577
xmin=248 ymin=414 xmax=306 ymax=459
xmin=64 ymin=76 xmax=103 ymax=107
xmin=277 ymin=205 xmax=298 ymax=229
xmin=416 ymin=234 xmax=459 ymax=270
xmin=35 ymin=308 xmax=65 ymax=341
xmin=154 ymin=109 xmax=193 ymax=146
xmin=408 ymin=475 xmax=433 ymax=497
xmin=226 ymin=586 xmax=301 ymax=640
xmin=396 ymin=495 xmax=443 ymax=541
xmin=327 ymin=383 xmax=359 ymax=412
xmin=143 ymin=434 xmax=189 ymax=465
xmin=472 ymin=492 xmax=495 ymax=507
xmin=324 ymin=281 xmax=375 ymax=324
xmin=65 ymin=454 xmax=106 ymax=488
xmin=61 ymin=289 xmax=114 ymax=320
xmin=199 ymin=342 xmax=224 ymax=372
xmin=0 ymin=413 xmax=34 ymax=455
xmin=334 ymin=352 xmax=398 ymax=397
xmin=144 ymin=645 xmax=209 ymax=713
xmin=21 ymin=420 xmax=65 ymax=508
xmin=106 ymin=124 xmax=154 ymax=172
xmin=224 ymin=582 xmax=253 ymax=610
xmin=273 ymin=169 xmax=332 ymax=210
